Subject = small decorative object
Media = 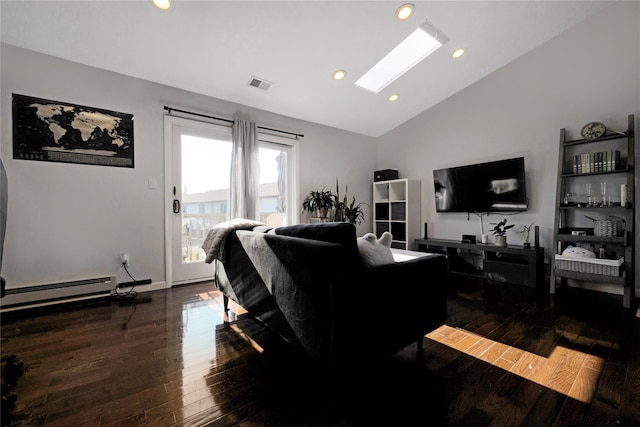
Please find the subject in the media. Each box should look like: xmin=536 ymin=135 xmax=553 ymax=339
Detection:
xmin=490 ymin=218 xmax=514 ymax=247
xmin=600 ymin=182 xmax=607 ymax=207
xmin=581 ymin=121 xmax=606 ymax=140
xmin=521 ymin=222 xmax=535 ymax=248
xmin=585 ymin=183 xmax=593 ymax=207
xmin=462 ymin=234 xmax=476 ymax=244
xmin=563 ymin=192 xmax=578 ymax=206
xmin=475 ymin=212 xmax=489 ymax=244
xmin=301 ymin=188 xmax=335 ymax=218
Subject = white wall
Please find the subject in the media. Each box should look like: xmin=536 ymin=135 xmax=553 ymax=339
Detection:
xmin=376 ymin=2 xmax=640 ymax=276
xmin=1 ymin=1 xmax=638 ymax=291
xmin=0 ymin=44 xmax=376 ymax=288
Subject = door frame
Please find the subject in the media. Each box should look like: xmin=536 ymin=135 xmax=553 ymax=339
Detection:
xmin=163 ymin=114 xmax=300 ymax=288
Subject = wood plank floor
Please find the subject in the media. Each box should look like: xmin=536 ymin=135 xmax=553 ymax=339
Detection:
xmin=1 ymin=278 xmax=639 ymax=426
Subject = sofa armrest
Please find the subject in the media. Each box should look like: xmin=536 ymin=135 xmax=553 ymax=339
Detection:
xmin=329 ymin=254 xmax=449 ymax=365
xmin=234 ymin=230 xmax=352 ymax=359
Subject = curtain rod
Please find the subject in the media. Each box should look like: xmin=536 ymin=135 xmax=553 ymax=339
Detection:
xmin=164 ymin=106 xmax=304 ymax=139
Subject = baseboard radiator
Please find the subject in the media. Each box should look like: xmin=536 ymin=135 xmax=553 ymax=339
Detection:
xmin=0 ymin=275 xmax=116 ymax=313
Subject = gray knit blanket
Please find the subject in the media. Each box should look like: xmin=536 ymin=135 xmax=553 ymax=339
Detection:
xmin=202 ymin=218 xmax=266 ymax=263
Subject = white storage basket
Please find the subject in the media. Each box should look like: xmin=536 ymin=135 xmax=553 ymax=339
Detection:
xmin=554 ymin=255 xmax=623 ymax=276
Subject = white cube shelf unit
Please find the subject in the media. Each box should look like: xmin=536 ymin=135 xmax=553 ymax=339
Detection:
xmin=373 ymin=178 xmax=421 ymax=250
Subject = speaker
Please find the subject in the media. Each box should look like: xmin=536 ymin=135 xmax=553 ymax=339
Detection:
xmin=462 ymin=234 xmax=476 ymax=244
xmin=534 ymin=225 xmax=540 ymax=248
xmin=424 ymin=223 xmax=428 ymax=239
xmin=374 ymin=169 xmax=399 ymax=182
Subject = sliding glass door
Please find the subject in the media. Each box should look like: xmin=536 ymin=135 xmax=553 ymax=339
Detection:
xmin=167 ymin=117 xmax=232 ymax=285
xmin=165 ymin=115 xmax=298 ymax=286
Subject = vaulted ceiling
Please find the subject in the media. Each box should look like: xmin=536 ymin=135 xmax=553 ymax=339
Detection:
xmin=0 ymin=1 xmax=613 ymax=137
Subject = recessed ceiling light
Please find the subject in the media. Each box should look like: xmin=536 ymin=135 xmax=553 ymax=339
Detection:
xmin=152 ymin=0 xmax=171 ymax=10
xmin=355 ymin=19 xmax=449 ymax=94
xmin=452 ymin=48 xmax=465 ymax=59
xmin=388 ymin=94 xmax=399 ymax=102
xmin=396 ymin=3 xmax=414 ymax=20
xmin=333 ymin=70 xmax=347 ymax=80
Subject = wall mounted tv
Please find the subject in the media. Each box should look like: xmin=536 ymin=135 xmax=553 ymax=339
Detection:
xmin=433 ymin=157 xmax=528 ymax=213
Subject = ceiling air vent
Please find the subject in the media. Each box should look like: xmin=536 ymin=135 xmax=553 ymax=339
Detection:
xmin=247 ymin=76 xmax=272 ymax=91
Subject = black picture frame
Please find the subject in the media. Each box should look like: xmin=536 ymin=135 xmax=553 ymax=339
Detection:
xmin=12 ymin=94 xmax=134 ymax=168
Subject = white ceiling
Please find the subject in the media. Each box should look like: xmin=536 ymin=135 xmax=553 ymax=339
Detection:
xmin=0 ymin=1 xmax=614 ymax=137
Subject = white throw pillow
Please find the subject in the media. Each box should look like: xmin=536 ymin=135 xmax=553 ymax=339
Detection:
xmin=561 ymin=246 xmax=596 ymax=258
xmin=357 ymin=232 xmax=394 ymax=267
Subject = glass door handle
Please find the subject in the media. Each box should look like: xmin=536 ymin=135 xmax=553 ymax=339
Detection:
xmin=172 ymin=186 xmax=180 ymax=213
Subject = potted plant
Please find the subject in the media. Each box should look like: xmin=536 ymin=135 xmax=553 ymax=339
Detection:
xmin=490 ymin=218 xmax=514 ymax=246
xmin=301 ymin=188 xmax=335 ymax=218
xmin=333 ymin=178 xmax=346 ymax=222
xmin=333 ymin=178 xmax=367 ymax=225
xmin=521 ymin=222 xmax=535 ymax=248
xmin=342 ymin=196 xmax=367 ymax=225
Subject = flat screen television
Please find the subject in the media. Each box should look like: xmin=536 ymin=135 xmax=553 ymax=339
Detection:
xmin=433 ymin=157 xmax=528 ymax=213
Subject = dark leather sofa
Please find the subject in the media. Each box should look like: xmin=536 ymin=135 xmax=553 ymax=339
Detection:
xmin=208 ymin=221 xmax=448 ymax=372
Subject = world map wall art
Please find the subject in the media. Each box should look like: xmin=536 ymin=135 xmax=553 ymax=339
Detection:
xmin=12 ymin=94 xmax=134 ymax=168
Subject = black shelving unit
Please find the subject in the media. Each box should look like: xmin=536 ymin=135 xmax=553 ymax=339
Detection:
xmin=415 ymin=238 xmax=545 ymax=292
xmin=550 ymin=114 xmax=635 ymax=309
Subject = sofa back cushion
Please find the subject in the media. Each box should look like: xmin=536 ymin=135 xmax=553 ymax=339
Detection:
xmin=273 ymin=222 xmax=363 ymax=268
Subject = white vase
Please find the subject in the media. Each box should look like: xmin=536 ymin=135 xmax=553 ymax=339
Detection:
xmin=495 ymin=235 xmax=507 ymax=246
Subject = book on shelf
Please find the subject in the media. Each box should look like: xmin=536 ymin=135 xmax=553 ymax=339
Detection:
xmin=572 ymin=149 xmax=620 ymax=174
xmin=611 ymin=149 xmax=620 ymax=171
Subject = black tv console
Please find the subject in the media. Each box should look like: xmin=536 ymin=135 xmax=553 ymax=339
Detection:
xmin=415 ymin=238 xmax=545 ymax=292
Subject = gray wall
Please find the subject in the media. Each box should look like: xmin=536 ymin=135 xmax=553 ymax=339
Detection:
xmin=1 ymin=1 xmax=638 ymax=293
xmin=376 ymin=2 xmax=639 ymax=285
xmin=0 ymin=44 xmax=375 ymax=288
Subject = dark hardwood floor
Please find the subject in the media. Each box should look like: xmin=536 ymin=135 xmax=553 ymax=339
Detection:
xmin=1 ymin=278 xmax=639 ymax=426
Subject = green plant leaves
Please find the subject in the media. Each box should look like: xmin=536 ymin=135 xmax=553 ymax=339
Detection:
xmin=489 ymin=218 xmax=514 ymax=236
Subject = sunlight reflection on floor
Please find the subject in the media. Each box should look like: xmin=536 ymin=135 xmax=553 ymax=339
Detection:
xmin=426 ymin=324 xmax=604 ymax=403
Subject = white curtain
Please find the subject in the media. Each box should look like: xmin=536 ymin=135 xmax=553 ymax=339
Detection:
xmin=230 ymin=119 xmax=259 ymax=219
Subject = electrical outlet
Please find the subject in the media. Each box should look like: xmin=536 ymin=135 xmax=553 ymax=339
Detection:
xmin=120 ymin=253 xmax=129 ymax=267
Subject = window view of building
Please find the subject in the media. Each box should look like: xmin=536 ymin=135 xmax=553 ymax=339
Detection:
xmin=181 ymin=137 xmax=287 ymax=263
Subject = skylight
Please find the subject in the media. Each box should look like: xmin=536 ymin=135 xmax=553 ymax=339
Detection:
xmin=355 ymin=19 xmax=448 ymax=94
